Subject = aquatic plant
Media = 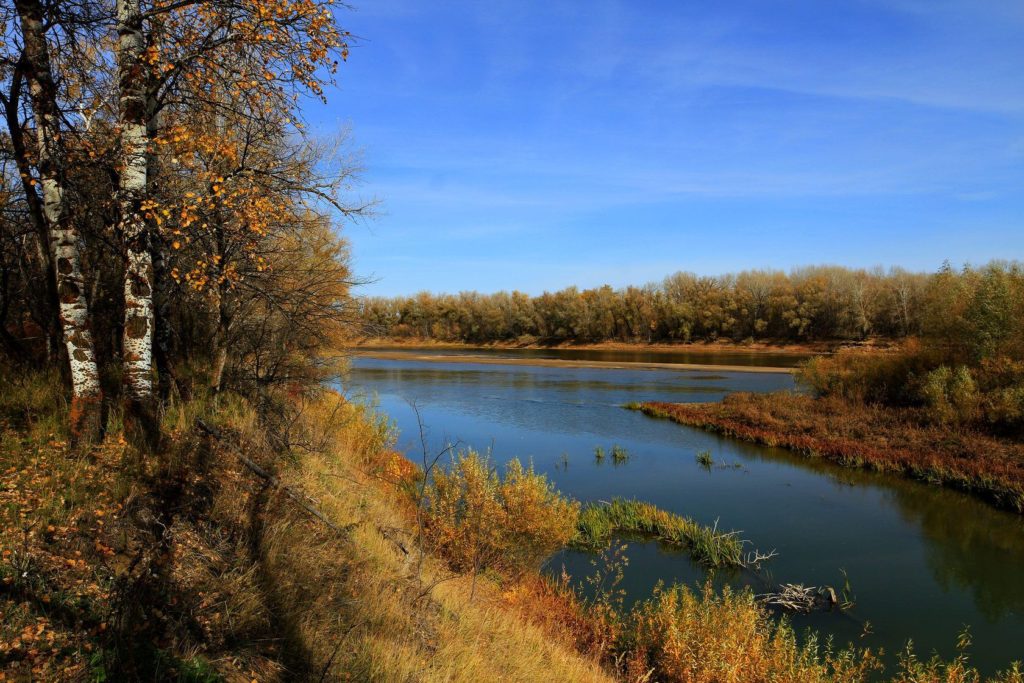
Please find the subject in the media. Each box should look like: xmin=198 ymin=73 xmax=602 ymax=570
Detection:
xmin=594 ymin=446 xmax=606 ymax=463
xmin=571 ymin=498 xmax=746 ymax=568
xmin=696 ymin=450 xmax=714 ymax=468
xmin=610 ymin=445 xmax=630 ymax=465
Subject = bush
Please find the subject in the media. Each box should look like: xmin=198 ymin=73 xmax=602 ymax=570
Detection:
xmin=423 ymin=451 xmax=579 ymax=576
xmin=621 ymin=582 xmax=881 ymax=683
xmin=797 ymin=342 xmax=939 ymax=405
xmin=918 ymin=365 xmax=980 ymax=425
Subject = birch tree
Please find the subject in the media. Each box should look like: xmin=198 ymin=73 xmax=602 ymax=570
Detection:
xmin=13 ymin=0 xmax=103 ymax=444
xmin=116 ymin=0 xmax=157 ymax=434
xmin=109 ymin=0 xmax=352 ymax=406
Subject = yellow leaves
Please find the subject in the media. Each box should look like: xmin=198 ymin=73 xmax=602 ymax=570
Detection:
xmin=143 ymin=45 xmax=161 ymax=66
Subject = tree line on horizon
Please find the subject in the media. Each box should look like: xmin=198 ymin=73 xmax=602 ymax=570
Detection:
xmin=359 ymin=262 xmax=1022 ymax=346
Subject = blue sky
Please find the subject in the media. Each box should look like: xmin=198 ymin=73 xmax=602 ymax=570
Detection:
xmin=309 ymin=0 xmax=1024 ymax=296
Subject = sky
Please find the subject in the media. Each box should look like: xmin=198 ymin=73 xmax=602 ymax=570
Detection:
xmin=308 ymin=0 xmax=1024 ymax=297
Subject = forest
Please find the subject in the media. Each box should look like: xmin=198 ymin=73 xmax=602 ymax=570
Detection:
xmin=358 ymin=263 xmax=1021 ymax=345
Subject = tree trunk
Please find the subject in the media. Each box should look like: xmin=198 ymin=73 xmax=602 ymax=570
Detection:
xmin=152 ymin=238 xmax=186 ymax=400
xmin=14 ymin=0 xmax=103 ymax=445
xmin=1 ymin=59 xmax=62 ymax=363
xmin=145 ymin=81 xmax=182 ymax=403
xmin=117 ymin=0 xmax=159 ymax=447
xmin=209 ymin=281 xmax=231 ymax=394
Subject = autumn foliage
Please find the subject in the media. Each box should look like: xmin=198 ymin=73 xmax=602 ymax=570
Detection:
xmin=422 ymin=451 xmax=579 ymax=576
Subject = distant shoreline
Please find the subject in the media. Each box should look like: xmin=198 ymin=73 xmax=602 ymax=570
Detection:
xmin=349 ymin=337 xmax=864 ymax=355
xmin=350 ymin=349 xmax=797 ymax=374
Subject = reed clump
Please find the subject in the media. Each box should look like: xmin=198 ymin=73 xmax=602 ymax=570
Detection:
xmin=571 ymin=498 xmax=745 ymax=568
xmin=622 ymin=582 xmax=884 ymax=683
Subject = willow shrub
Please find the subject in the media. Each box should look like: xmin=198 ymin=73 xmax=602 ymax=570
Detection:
xmin=423 ymin=451 xmax=579 ymax=576
xmin=797 ymin=341 xmax=941 ymax=405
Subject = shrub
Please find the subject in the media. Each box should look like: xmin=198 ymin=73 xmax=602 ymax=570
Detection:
xmin=918 ymin=365 xmax=980 ymax=425
xmin=797 ymin=342 xmax=940 ymax=405
xmin=423 ymin=451 xmax=579 ymax=576
xmin=621 ymin=582 xmax=881 ymax=683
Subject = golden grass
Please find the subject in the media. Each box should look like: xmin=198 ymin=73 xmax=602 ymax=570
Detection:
xmin=0 ymin=366 xmax=612 ymax=682
xmin=257 ymin=392 xmax=612 ymax=682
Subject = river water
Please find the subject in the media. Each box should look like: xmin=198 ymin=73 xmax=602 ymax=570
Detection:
xmin=342 ymin=349 xmax=1024 ymax=674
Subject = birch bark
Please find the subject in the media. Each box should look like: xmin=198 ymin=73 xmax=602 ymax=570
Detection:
xmin=14 ymin=0 xmax=103 ymax=443
xmin=116 ymin=0 xmax=156 ymax=408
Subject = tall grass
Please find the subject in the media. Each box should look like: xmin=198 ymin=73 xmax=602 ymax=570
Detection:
xmin=572 ymin=498 xmax=745 ymax=568
xmin=622 ymin=582 xmax=883 ymax=683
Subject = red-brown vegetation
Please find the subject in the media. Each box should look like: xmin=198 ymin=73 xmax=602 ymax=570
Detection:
xmin=636 ymin=394 xmax=1024 ymax=512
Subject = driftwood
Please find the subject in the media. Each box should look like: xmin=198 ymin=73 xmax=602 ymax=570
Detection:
xmin=758 ymin=583 xmax=839 ymax=613
xmin=195 ymin=419 xmax=341 ymax=533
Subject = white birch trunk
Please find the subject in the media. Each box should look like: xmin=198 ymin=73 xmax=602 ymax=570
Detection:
xmin=14 ymin=0 xmax=103 ymax=441
xmin=117 ymin=0 xmax=155 ymax=403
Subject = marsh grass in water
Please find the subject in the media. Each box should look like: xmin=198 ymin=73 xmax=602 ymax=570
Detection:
xmin=696 ymin=449 xmax=714 ymax=468
xmin=611 ymin=444 xmax=630 ymax=465
xmin=571 ymin=498 xmax=746 ymax=568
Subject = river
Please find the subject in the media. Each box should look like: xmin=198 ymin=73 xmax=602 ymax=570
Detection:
xmin=342 ymin=348 xmax=1024 ymax=675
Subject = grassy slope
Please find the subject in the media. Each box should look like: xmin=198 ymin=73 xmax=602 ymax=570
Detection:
xmin=0 ymin=370 xmax=611 ymax=682
xmin=634 ymin=393 xmax=1024 ymax=512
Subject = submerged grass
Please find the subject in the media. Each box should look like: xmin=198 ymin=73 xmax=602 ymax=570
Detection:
xmin=571 ymin=498 xmax=746 ymax=568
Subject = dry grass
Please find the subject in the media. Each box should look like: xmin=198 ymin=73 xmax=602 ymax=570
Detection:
xmin=255 ymin=392 xmax=612 ymax=682
xmin=634 ymin=393 xmax=1024 ymax=512
xmin=0 ymin=367 xmax=612 ymax=682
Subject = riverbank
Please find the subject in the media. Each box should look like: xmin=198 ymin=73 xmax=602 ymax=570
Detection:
xmin=353 ymin=336 xmax=861 ymax=355
xmin=0 ymin=367 xmax=610 ymax=682
xmin=631 ymin=394 xmax=1024 ymax=513
xmin=6 ymin=366 xmax=1022 ymax=681
xmin=353 ymin=349 xmax=798 ymax=373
